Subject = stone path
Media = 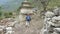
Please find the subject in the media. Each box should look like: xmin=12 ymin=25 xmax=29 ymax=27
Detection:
xmin=13 ymin=15 xmax=43 ymax=34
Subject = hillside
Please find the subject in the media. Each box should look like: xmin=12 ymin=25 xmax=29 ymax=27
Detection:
xmin=0 ymin=0 xmax=60 ymax=12
xmin=29 ymin=0 xmax=60 ymax=9
xmin=0 ymin=0 xmax=24 ymax=12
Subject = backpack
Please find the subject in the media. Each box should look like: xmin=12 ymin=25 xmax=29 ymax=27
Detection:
xmin=26 ymin=16 xmax=31 ymax=21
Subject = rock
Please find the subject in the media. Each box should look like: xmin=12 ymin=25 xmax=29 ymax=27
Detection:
xmin=54 ymin=28 xmax=60 ymax=32
xmin=5 ymin=27 xmax=14 ymax=34
xmin=45 ymin=11 xmax=55 ymax=18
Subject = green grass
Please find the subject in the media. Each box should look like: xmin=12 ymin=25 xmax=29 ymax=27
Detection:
xmin=29 ymin=0 xmax=60 ymax=9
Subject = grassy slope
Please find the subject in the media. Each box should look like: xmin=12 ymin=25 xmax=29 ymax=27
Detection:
xmin=47 ymin=0 xmax=60 ymax=9
xmin=29 ymin=0 xmax=60 ymax=9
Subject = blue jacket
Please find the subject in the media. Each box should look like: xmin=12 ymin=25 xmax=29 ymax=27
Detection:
xmin=26 ymin=16 xmax=31 ymax=21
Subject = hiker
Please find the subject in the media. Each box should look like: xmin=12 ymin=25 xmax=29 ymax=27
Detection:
xmin=26 ymin=14 xmax=31 ymax=26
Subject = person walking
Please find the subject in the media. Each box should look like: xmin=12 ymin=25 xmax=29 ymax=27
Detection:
xmin=26 ymin=14 xmax=31 ymax=27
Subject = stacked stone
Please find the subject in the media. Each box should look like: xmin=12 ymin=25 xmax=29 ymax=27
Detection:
xmin=0 ymin=18 xmax=18 ymax=34
xmin=5 ymin=27 xmax=14 ymax=34
xmin=41 ymin=7 xmax=60 ymax=34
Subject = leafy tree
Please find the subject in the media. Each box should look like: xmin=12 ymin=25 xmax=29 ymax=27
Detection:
xmin=4 ymin=12 xmax=10 ymax=18
xmin=40 ymin=0 xmax=50 ymax=10
xmin=9 ymin=12 xmax=13 ymax=15
xmin=0 ymin=12 xmax=2 ymax=16
xmin=4 ymin=12 xmax=13 ymax=18
xmin=0 ymin=16 xmax=3 ymax=20
xmin=0 ymin=6 xmax=3 ymax=19
xmin=30 ymin=0 xmax=60 ymax=10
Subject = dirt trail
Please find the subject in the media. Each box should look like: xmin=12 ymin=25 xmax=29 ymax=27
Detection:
xmin=13 ymin=14 xmax=44 ymax=34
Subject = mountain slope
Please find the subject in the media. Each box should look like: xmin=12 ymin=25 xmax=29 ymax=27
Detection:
xmin=0 ymin=0 xmax=24 ymax=12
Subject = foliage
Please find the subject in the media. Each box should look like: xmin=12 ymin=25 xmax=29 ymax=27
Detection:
xmin=29 ymin=0 xmax=60 ymax=10
xmin=0 ymin=16 xmax=3 ymax=20
xmin=0 ymin=6 xmax=3 ymax=19
xmin=47 ymin=0 xmax=60 ymax=9
xmin=9 ymin=12 xmax=13 ymax=15
xmin=0 ymin=12 xmax=2 ymax=17
xmin=4 ymin=12 xmax=13 ymax=18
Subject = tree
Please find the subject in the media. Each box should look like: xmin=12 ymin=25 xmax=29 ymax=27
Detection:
xmin=0 ymin=6 xmax=3 ymax=20
xmin=0 ymin=7 xmax=2 ymax=16
xmin=4 ymin=12 xmax=13 ymax=18
xmin=9 ymin=12 xmax=13 ymax=15
xmin=40 ymin=0 xmax=51 ymax=11
xmin=0 ymin=12 xmax=2 ymax=16
xmin=0 ymin=12 xmax=3 ymax=20
xmin=4 ymin=12 xmax=11 ymax=18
